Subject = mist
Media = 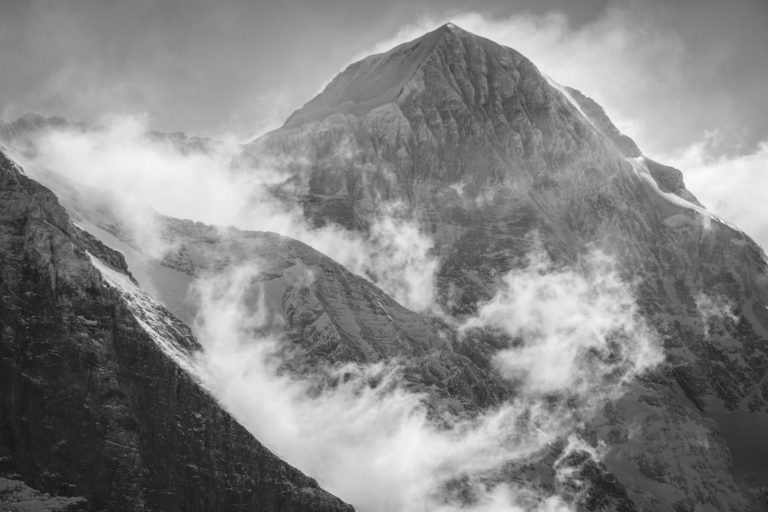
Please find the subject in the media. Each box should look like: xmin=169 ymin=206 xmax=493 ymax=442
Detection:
xmin=460 ymin=252 xmax=660 ymax=396
xmin=189 ymin=251 xmax=661 ymax=512
xmin=26 ymin=115 xmax=438 ymax=312
xmin=665 ymin=137 xmax=768 ymax=251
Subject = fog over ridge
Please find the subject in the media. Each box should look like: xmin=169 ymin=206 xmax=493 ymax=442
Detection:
xmin=190 ymin=251 xmax=662 ymax=512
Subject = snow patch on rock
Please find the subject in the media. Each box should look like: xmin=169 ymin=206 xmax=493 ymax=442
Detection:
xmin=88 ymin=252 xmax=199 ymax=377
xmin=543 ymin=74 xmax=600 ymax=131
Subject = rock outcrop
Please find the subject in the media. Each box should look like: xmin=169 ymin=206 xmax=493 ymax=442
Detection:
xmin=0 ymin=149 xmax=352 ymax=512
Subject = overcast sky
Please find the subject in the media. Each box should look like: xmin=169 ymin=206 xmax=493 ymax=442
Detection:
xmin=1 ymin=0 xmax=767 ymax=157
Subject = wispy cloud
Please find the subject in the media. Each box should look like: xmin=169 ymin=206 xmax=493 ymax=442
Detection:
xmin=461 ymin=251 xmax=661 ymax=396
xmin=24 ymin=115 xmax=439 ymax=313
xmin=665 ymin=136 xmax=768 ymax=250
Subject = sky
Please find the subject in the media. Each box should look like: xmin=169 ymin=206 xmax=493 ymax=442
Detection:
xmin=1 ymin=0 xmax=767 ymax=155
xmin=2 ymin=0 xmax=768 ymax=248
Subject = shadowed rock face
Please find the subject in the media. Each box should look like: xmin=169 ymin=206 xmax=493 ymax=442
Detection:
xmin=0 ymin=150 xmax=352 ymax=512
xmin=245 ymin=24 xmax=768 ymax=511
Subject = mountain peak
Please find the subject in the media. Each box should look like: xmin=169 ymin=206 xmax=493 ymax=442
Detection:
xmin=438 ymin=21 xmax=471 ymax=35
xmin=282 ymin=23 xmax=500 ymax=128
xmin=435 ymin=21 xmax=464 ymax=34
xmin=275 ymin=24 xmax=648 ymax=165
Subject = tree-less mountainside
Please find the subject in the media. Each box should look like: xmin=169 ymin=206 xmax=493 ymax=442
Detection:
xmin=0 ymin=150 xmax=352 ymax=511
xmin=1 ymin=23 xmax=768 ymax=512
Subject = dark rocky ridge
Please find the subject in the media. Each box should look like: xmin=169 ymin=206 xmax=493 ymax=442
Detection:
xmin=0 ymin=149 xmax=352 ymax=511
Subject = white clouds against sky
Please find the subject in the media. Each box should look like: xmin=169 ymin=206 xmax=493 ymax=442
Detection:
xmin=664 ymin=137 xmax=768 ymax=250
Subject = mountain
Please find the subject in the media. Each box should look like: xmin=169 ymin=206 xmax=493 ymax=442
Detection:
xmin=244 ymin=24 xmax=768 ymax=510
xmin=3 ymin=22 xmax=768 ymax=512
xmin=0 ymin=149 xmax=352 ymax=511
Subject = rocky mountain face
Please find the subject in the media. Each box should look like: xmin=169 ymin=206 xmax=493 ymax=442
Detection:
xmin=244 ymin=24 xmax=768 ymax=511
xmin=0 ymin=150 xmax=352 ymax=511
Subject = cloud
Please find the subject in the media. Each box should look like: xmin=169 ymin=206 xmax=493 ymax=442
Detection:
xmin=189 ymin=250 xmax=661 ymax=512
xmin=666 ymin=136 xmax=768 ymax=250
xmin=694 ymin=291 xmax=739 ymax=338
xmin=23 ymin=115 xmax=439 ymax=312
xmin=461 ymin=251 xmax=662 ymax=396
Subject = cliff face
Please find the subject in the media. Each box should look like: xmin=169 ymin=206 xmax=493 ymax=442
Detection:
xmin=0 ymin=149 xmax=352 ymax=512
xmin=244 ymin=24 xmax=768 ymax=511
